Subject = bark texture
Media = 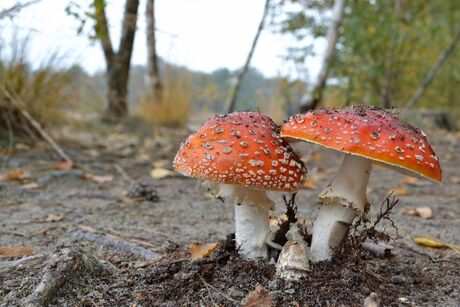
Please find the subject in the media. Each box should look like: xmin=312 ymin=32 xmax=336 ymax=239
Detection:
xmin=146 ymin=0 xmax=163 ymax=103
xmin=94 ymin=0 xmax=139 ymax=121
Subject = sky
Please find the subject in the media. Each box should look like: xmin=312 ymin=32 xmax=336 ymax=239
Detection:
xmin=0 ymin=0 xmax=322 ymax=78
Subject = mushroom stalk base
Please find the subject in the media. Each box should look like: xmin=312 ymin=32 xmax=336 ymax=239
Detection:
xmin=217 ymin=184 xmax=274 ymax=260
xmin=234 ymin=203 xmax=270 ymax=259
xmin=310 ymin=154 xmax=372 ymax=262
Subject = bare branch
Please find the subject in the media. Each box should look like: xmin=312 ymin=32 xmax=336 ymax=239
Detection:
xmin=225 ymin=0 xmax=271 ymax=113
xmin=0 ymin=0 xmax=40 ymax=19
xmin=404 ymin=27 xmax=460 ymax=109
xmin=299 ymin=0 xmax=346 ymax=113
xmin=1 ymin=89 xmax=73 ymax=164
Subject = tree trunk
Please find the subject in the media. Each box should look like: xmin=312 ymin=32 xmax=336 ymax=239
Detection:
xmin=146 ymin=0 xmax=163 ymax=104
xmin=404 ymin=27 xmax=460 ymax=109
xmin=380 ymin=70 xmax=392 ymax=109
xmin=94 ymin=0 xmax=139 ymax=121
xmin=225 ymin=0 xmax=270 ymax=113
xmin=299 ymin=0 xmax=346 ymax=113
xmin=105 ymin=65 xmax=129 ymax=118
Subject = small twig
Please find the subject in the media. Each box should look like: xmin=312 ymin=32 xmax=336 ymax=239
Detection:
xmin=103 ymin=227 xmax=161 ymax=248
xmin=202 ymin=278 xmax=219 ymax=307
xmin=0 ymin=0 xmax=40 ymax=19
xmin=375 ymin=193 xmax=400 ymax=239
xmin=394 ymin=243 xmax=460 ymax=266
xmin=364 ymin=268 xmax=390 ymax=284
xmin=114 ymin=164 xmax=134 ymax=183
xmin=273 ymin=193 xmax=298 ymax=247
xmin=201 ymin=278 xmax=239 ymax=303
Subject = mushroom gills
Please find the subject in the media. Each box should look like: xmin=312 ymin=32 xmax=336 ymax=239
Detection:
xmin=310 ymin=154 xmax=372 ymax=262
xmin=208 ymin=182 xmax=274 ymax=259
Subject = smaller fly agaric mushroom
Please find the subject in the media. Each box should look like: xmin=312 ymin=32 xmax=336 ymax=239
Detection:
xmin=281 ymin=106 xmax=442 ymax=262
xmin=174 ymin=112 xmax=307 ymax=259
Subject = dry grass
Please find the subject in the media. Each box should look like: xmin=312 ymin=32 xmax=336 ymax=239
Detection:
xmin=0 ymin=36 xmax=75 ymax=139
xmin=135 ymin=66 xmax=191 ymax=127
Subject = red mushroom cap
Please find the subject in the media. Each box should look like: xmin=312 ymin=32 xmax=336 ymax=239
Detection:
xmin=173 ymin=112 xmax=307 ymax=191
xmin=281 ymin=106 xmax=442 ymax=183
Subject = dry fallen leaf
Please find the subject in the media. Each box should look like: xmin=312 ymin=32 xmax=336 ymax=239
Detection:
xmin=401 ymin=207 xmax=433 ymax=219
xmin=0 ymin=246 xmax=33 ymax=257
xmin=54 ymin=160 xmax=74 ymax=170
xmin=92 ymin=175 xmax=114 ymax=183
xmin=413 ymin=235 xmax=460 ymax=255
xmin=36 ymin=214 xmax=64 ymax=223
xmin=303 ymin=178 xmax=317 ymax=190
xmin=389 ymin=187 xmax=408 ymax=196
xmin=150 ymin=168 xmax=174 ymax=179
xmin=15 ymin=143 xmax=30 ymax=151
xmin=85 ymin=173 xmax=114 ymax=183
xmin=0 ymin=170 xmax=30 ymax=182
xmin=152 ymin=160 xmax=169 ymax=168
xmin=189 ymin=242 xmax=218 ymax=260
xmin=243 ymin=284 xmax=275 ymax=307
xmin=78 ymin=225 xmax=97 ymax=233
xmin=307 ymin=153 xmax=322 ymax=161
xmin=21 ymin=182 xmax=39 ymax=189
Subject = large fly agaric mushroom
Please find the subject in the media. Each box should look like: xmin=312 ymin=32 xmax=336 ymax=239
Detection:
xmin=174 ymin=112 xmax=307 ymax=259
xmin=281 ymin=106 xmax=442 ymax=262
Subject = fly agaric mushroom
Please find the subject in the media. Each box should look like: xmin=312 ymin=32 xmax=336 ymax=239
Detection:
xmin=174 ymin=112 xmax=307 ymax=259
xmin=281 ymin=106 xmax=442 ymax=262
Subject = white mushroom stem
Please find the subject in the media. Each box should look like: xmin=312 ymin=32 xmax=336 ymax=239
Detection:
xmin=211 ymin=183 xmax=274 ymax=259
xmin=310 ymin=154 xmax=372 ymax=262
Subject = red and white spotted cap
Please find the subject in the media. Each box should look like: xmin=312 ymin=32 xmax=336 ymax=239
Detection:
xmin=173 ymin=112 xmax=307 ymax=191
xmin=281 ymin=106 xmax=442 ymax=183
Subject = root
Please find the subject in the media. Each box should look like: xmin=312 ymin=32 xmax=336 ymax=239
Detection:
xmin=272 ymin=193 xmax=298 ymax=247
xmin=357 ymin=193 xmax=400 ymax=243
xmin=0 ymin=254 xmax=45 ymax=274
xmin=21 ymin=247 xmax=116 ymax=307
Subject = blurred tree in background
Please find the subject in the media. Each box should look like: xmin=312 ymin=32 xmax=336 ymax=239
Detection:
xmin=1 ymin=0 xmax=460 ymax=137
xmin=66 ymin=0 xmax=140 ymax=121
xmin=275 ymin=0 xmax=460 ymax=112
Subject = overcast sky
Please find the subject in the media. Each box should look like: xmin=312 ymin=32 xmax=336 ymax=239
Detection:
xmin=1 ymin=0 xmax=322 ymax=78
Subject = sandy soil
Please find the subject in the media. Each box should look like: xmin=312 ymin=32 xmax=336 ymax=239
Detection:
xmin=0 ymin=127 xmax=459 ymax=306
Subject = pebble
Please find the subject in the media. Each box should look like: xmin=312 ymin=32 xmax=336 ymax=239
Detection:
xmin=285 ymin=288 xmax=295 ymax=294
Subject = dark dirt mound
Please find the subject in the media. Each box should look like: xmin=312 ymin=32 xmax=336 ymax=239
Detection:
xmin=41 ymin=235 xmax=421 ymax=306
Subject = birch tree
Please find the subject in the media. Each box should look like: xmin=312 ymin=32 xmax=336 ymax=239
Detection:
xmin=146 ymin=0 xmax=163 ymax=103
xmin=299 ymin=0 xmax=346 ymax=112
xmin=225 ymin=0 xmax=270 ymax=113
xmin=93 ymin=0 xmax=139 ymax=121
xmin=404 ymin=28 xmax=460 ymax=109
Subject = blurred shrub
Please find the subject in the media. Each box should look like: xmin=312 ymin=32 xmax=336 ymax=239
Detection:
xmin=135 ymin=65 xmax=191 ymax=127
xmin=0 ymin=36 xmax=76 ymax=139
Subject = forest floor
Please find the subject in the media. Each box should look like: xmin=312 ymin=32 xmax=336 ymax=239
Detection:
xmin=0 ymin=124 xmax=459 ymax=306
